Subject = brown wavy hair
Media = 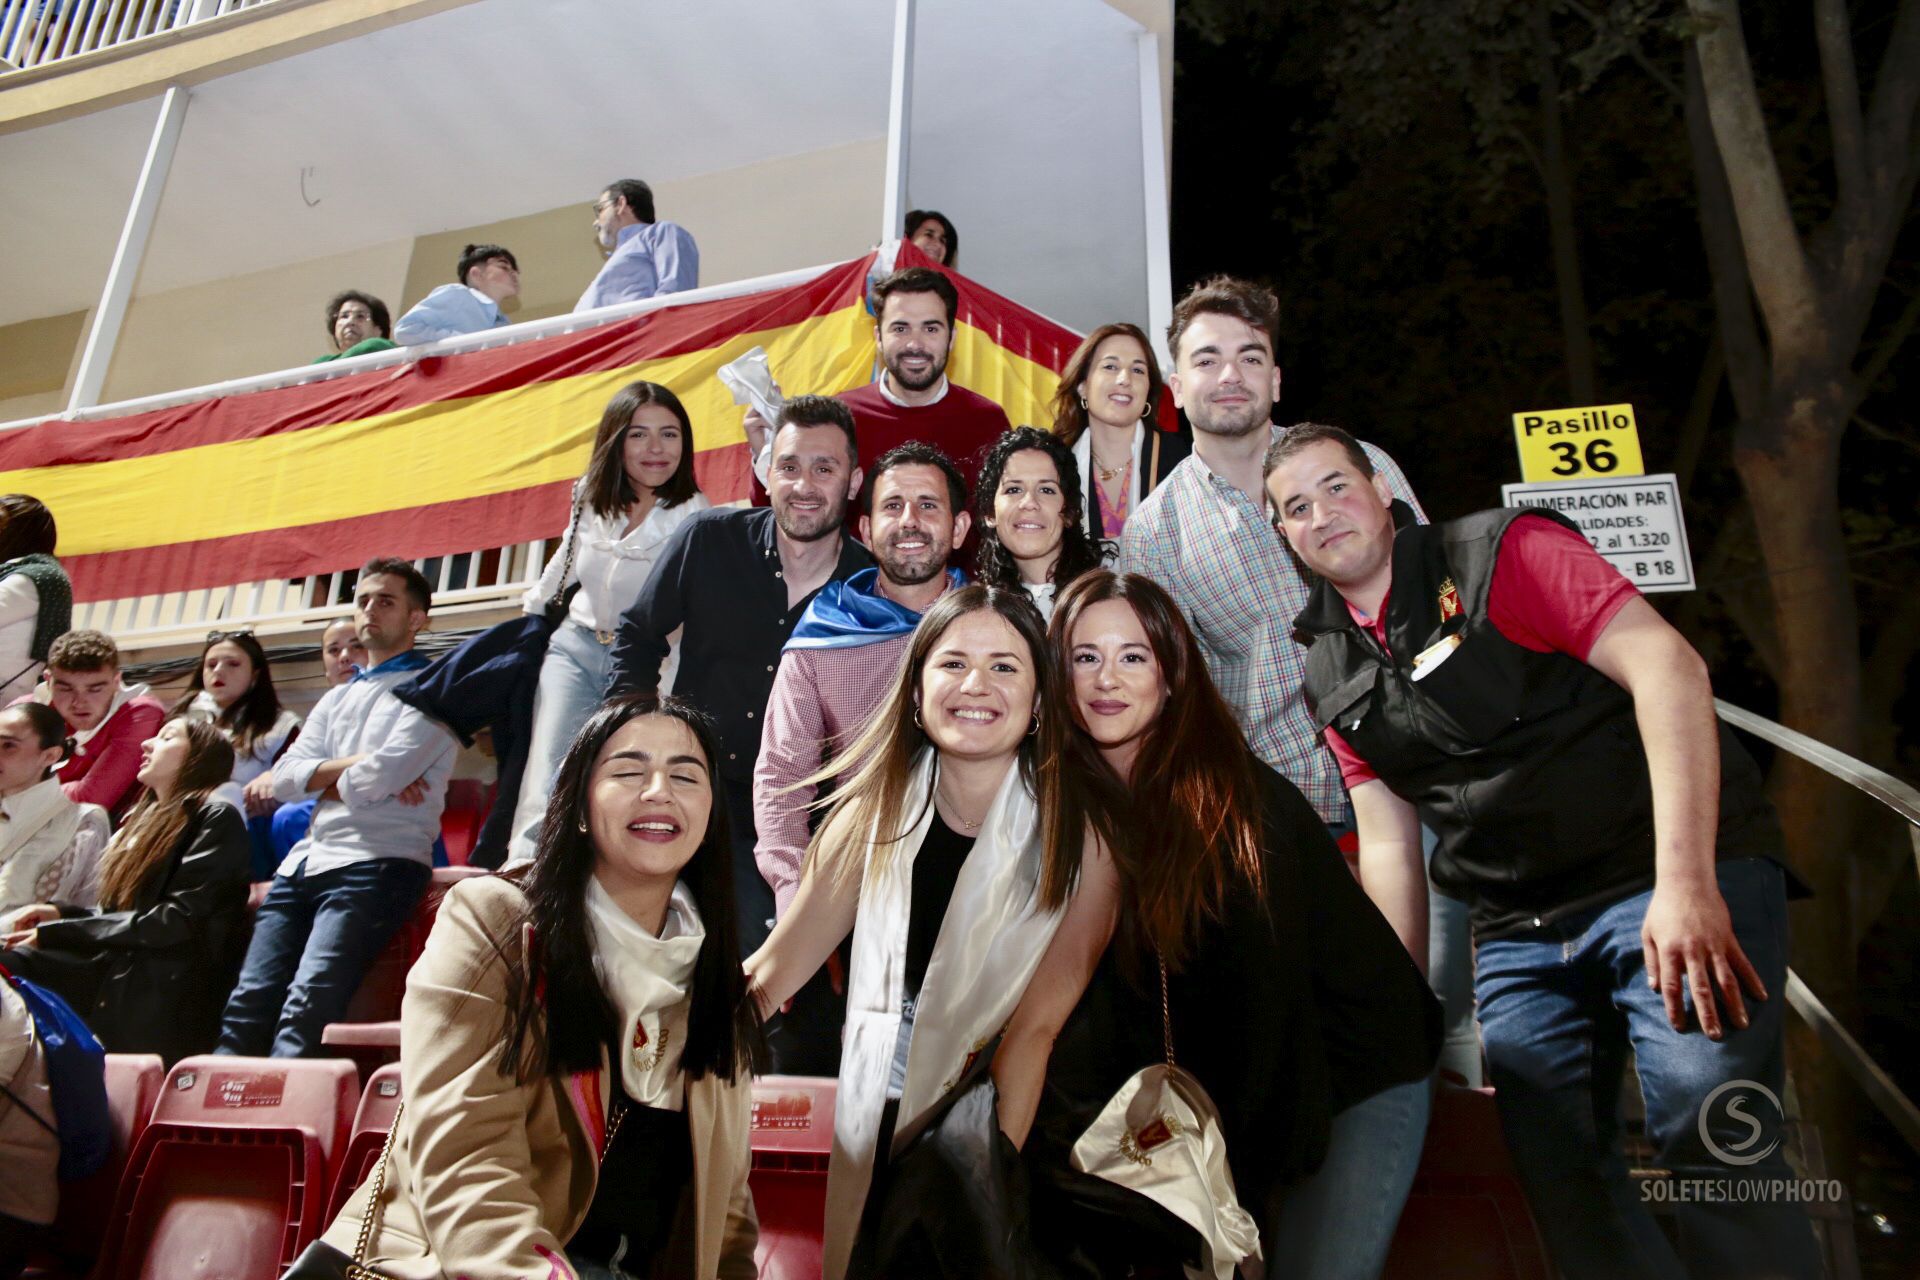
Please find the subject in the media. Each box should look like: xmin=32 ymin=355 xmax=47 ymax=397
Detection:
xmin=1049 ymin=570 xmax=1264 ymax=969
xmin=97 ymin=719 xmax=235 ymax=911
xmin=1048 ymin=323 xmax=1164 ymax=446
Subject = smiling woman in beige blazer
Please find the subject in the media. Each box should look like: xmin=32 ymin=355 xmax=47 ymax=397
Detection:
xmin=295 ymin=694 xmax=760 ymax=1280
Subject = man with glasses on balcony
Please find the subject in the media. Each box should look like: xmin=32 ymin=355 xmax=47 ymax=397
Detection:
xmin=311 ymin=290 xmax=397 ymax=364
xmin=574 ymin=178 xmax=699 ymax=311
xmin=393 ymin=243 xmax=520 ymax=346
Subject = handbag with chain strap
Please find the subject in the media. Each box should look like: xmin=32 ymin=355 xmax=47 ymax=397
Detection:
xmin=1067 ymin=956 xmax=1262 ymax=1280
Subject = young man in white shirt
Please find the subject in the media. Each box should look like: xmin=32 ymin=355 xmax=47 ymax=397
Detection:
xmin=217 ymin=560 xmax=457 ymax=1058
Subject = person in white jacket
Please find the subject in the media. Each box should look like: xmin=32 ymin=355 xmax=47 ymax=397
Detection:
xmin=0 ymin=703 xmax=87 ymax=918
xmin=507 ymin=381 xmax=710 ymax=864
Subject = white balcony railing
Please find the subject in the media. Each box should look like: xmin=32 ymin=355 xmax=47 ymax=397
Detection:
xmin=0 ymin=0 xmax=278 ymax=73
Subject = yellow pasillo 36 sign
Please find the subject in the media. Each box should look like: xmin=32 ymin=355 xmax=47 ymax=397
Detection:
xmin=1511 ymin=403 xmax=1646 ymax=483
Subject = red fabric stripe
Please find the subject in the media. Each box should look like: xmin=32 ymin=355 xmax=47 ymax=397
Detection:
xmin=65 ymin=443 xmax=749 ymax=603
xmin=0 ymin=256 xmax=874 ymax=469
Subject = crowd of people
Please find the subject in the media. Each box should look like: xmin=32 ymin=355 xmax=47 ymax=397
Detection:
xmin=0 ymin=248 xmax=1824 ymax=1280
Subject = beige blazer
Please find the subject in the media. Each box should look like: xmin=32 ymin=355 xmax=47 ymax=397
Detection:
xmin=0 ymin=978 xmax=58 ymax=1226
xmin=321 ymin=875 xmax=758 ymax=1279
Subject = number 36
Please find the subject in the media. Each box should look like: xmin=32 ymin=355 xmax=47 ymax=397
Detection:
xmin=1549 ymin=438 xmax=1618 ymax=475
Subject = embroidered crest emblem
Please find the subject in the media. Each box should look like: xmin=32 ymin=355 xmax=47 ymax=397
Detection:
xmin=1119 ymin=1113 xmax=1188 ymax=1167
xmin=632 ymin=1022 xmax=671 ymax=1072
xmin=1437 ymin=576 xmax=1462 ymax=622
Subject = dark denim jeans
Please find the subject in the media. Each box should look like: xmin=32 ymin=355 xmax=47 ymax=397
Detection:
xmin=216 ymin=857 xmax=431 ymax=1058
xmin=1475 ymin=857 xmax=1822 ymax=1280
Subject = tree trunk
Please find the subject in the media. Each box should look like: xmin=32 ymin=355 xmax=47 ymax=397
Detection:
xmin=1532 ymin=1 xmax=1597 ymax=404
xmin=1731 ymin=381 xmax=1864 ymax=1180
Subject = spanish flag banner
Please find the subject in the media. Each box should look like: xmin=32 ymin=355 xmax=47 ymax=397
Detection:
xmin=0 ymin=247 xmax=1088 ymax=603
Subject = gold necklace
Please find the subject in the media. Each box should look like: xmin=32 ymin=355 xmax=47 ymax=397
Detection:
xmin=936 ymin=786 xmax=984 ymax=831
xmin=1092 ymin=451 xmax=1130 ymax=483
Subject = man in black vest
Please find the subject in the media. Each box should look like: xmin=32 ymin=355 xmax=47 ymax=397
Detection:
xmin=1267 ymin=424 xmax=1818 ymax=1280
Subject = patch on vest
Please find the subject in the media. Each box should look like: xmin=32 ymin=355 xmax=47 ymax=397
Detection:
xmin=1437 ymin=576 xmax=1462 ymax=621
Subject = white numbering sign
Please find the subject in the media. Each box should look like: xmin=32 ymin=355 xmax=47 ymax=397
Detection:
xmin=1500 ymin=473 xmax=1695 ymax=593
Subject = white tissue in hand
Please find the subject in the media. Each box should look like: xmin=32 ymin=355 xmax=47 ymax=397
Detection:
xmin=717 ymin=346 xmax=786 ymax=427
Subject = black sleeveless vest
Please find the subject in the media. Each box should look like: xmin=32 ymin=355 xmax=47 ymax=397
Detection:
xmin=1295 ymin=506 xmax=1783 ymax=938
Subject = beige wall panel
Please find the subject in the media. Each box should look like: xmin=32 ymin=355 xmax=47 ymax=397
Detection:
xmin=397 ymin=137 xmax=888 ymax=324
xmin=0 ymin=309 xmax=88 ymax=421
xmin=99 ymin=236 xmax=414 ymax=402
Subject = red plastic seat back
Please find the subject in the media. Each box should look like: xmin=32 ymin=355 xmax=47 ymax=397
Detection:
xmin=339 ymin=865 xmax=485 ymax=1023
xmin=1383 ymin=1085 xmax=1552 ymax=1280
xmin=150 ymin=1055 xmax=359 ymax=1173
xmin=327 ymin=1061 xmax=404 ymax=1219
xmin=750 ymin=1075 xmax=836 ymax=1280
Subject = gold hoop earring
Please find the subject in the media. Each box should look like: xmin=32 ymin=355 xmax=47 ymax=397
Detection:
xmin=1028 ymin=713 xmax=1041 ymax=737
xmin=913 ymin=703 xmax=922 ymax=729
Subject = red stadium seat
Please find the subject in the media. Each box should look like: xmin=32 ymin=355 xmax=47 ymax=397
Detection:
xmin=438 ymin=779 xmax=497 ymax=867
xmin=30 ymin=1053 xmax=165 ymax=1277
xmin=1382 ymin=1085 xmax=1552 ymax=1280
xmin=326 ymin=1062 xmax=404 ymax=1220
xmin=98 ymin=1056 xmax=359 ymax=1280
xmin=750 ymin=1075 xmax=836 ymax=1280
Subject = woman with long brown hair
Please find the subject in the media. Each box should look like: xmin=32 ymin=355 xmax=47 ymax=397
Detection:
xmin=1048 ymin=323 xmax=1190 ymax=541
xmin=168 ymin=629 xmax=301 ymax=877
xmin=743 ymin=584 xmax=1098 ymax=1279
xmin=995 ymin=570 xmax=1442 ymax=1279
xmin=508 ymin=380 xmax=711 ymax=864
xmin=0 ymin=718 xmax=250 ymax=1064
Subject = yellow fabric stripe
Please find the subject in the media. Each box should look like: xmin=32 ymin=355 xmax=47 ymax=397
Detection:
xmin=5 ymin=307 xmax=1069 ymax=559
xmin=4 ymin=303 xmax=876 ymax=558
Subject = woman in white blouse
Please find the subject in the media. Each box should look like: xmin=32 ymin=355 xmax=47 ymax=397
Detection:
xmin=508 ymin=381 xmax=711 ymax=864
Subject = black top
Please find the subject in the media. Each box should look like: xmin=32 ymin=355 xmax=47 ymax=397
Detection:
xmin=2 ymin=800 xmax=251 ymax=1065
xmin=1030 ymin=762 xmax=1441 ymax=1226
xmin=608 ymin=507 xmax=872 ymax=781
xmin=569 ymin=1077 xmax=693 ymax=1269
xmin=906 ymin=812 xmax=975 ymax=1003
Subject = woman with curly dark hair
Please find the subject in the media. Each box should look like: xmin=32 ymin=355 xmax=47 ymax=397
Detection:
xmin=972 ymin=426 xmax=1106 ymax=621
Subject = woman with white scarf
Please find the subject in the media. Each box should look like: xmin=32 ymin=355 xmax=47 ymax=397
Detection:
xmin=745 ymin=584 xmax=1106 ymax=1279
xmin=300 ymin=694 xmax=759 ymax=1280
xmin=508 ymin=381 xmax=712 ymax=865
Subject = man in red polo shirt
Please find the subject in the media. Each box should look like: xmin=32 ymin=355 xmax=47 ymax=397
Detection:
xmin=747 ymin=267 xmax=1011 ymax=494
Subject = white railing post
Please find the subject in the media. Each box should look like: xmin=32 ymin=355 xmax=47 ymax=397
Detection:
xmin=879 ymin=0 xmax=915 ymax=245
xmin=68 ymin=86 xmax=190 ymax=413
xmin=1137 ymin=30 xmax=1174 ymax=373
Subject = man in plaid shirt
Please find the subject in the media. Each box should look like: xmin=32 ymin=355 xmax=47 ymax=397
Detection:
xmin=1118 ymin=275 xmax=1432 ymax=1278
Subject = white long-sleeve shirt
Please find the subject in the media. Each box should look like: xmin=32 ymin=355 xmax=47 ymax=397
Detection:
xmin=525 ymin=492 xmax=711 ymax=630
xmin=270 ymin=654 xmax=456 ymax=877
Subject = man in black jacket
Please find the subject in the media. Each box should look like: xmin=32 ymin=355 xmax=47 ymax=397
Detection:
xmin=1267 ymin=424 xmax=1819 ymax=1280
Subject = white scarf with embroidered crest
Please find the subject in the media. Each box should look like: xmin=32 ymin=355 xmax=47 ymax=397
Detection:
xmin=586 ymin=876 xmax=704 ymax=1110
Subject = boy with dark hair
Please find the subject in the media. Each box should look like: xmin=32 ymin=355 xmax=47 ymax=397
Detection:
xmin=33 ymin=629 xmax=165 ymax=823
xmin=217 ymin=558 xmax=455 ymax=1057
xmin=393 ymin=244 xmax=520 ymax=346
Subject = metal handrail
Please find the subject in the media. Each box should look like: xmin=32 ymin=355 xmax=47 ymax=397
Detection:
xmin=1717 ymin=699 xmax=1920 ymax=1157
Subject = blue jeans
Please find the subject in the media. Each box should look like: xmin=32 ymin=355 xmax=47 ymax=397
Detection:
xmin=216 ymin=857 xmax=431 ymax=1058
xmin=1475 ymin=857 xmax=1821 ymax=1280
xmin=508 ymin=622 xmax=617 ymax=864
xmin=1267 ymin=1077 xmax=1432 ymax=1278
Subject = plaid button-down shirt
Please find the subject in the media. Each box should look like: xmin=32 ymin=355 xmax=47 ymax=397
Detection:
xmin=1118 ymin=429 xmax=1425 ymax=822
